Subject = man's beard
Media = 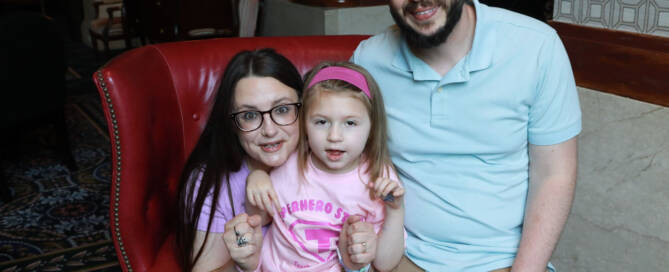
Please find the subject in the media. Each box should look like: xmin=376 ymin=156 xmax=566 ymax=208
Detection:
xmin=390 ymin=0 xmax=471 ymax=49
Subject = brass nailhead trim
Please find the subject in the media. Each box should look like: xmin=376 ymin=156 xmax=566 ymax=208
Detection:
xmin=96 ymin=70 xmax=132 ymax=271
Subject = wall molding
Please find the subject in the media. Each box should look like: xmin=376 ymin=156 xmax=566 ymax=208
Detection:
xmin=549 ymin=21 xmax=669 ymax=107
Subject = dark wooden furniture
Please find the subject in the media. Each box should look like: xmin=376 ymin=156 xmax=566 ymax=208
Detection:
xmin=480 ymin=0 xmax=551 ymax=21
xmin=88 ymin=0 xmax=138 ymax=58
xmin=289 ymin=0 xmax=386 ymax=7
xmin=124 ymin=0 xmax=239 ymax=43
xmin=1 ymin=11 xmax=78 ymax=201
xmin=550 ymin=21 xmax=669 ymax=107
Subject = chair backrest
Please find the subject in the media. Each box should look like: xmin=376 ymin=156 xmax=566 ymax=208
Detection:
xmin=93 ymin=0 xmax=123 ymax=19
xmin=93 ymin=35 xmax=368 ymax=272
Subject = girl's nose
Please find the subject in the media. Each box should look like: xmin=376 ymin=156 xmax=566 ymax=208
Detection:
xmin=327 ymin=125 xmax=343 ymax=142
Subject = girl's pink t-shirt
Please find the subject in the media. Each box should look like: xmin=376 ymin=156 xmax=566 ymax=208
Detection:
xmin=259 ymin=153 xmax=398 ymax=272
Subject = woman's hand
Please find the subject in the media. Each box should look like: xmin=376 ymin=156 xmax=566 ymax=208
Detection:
xmin=338 ymin=215 xmax=376 ymax=270
xmin=370 ymin=177 xmax=405 ymax=210
xmin=246 ymin=169 xmax=280 ymax=216
xmin=223 ymin=213 xmax=263 ymax=272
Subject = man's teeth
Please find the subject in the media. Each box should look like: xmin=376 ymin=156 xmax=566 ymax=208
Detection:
xmin=416 ymin=8 xmax=433 ymax=15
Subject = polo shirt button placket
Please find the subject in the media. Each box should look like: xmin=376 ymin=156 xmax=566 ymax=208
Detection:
xmin=431 ymin=85 xmax=448 ymax=126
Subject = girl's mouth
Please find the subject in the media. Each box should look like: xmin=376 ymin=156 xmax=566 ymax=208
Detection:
xmin=325 ymin=149 xmax=344 ymax=161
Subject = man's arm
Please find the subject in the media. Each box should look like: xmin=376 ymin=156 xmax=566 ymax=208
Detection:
xmin=512 ymin=137 xmax=578 ymax=272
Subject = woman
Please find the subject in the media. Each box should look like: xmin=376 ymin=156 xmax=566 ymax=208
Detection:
xmin=176 ymin=48 xmax=303 ymax=272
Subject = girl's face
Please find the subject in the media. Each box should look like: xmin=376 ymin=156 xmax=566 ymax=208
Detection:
xmin=306 ymin=91 xmax=371 ymax=174
xmin=233 ymin=76 xmax=300 ymax=171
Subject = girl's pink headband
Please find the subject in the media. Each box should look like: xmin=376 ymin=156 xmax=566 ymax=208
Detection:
xmin=306 ymin=66 xmax=372 ymax=99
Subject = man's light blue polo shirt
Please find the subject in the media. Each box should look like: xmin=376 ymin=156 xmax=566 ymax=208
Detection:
xmin=352 ymin=1 xmax=581 ymax=271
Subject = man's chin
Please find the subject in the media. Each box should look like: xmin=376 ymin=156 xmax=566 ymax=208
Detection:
xmin=390 ymin=0 xmax=469 ymax=49
xmin=403 ymin=26 xmax=450 ymax=49
xmin=391 ymin=12 xmax=448 ymax=49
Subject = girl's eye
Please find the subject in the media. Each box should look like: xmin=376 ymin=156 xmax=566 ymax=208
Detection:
xmin=345 ymin=120 xmax=357 ymax=126
xmin=314 ymin=119 xmax=327 ymax=126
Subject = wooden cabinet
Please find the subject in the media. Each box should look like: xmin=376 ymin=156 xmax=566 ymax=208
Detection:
xmin=124 ymin=0 xmax=237 ymax=43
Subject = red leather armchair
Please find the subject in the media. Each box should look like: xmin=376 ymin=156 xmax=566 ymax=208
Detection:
xmin=93 ymin=35 xmax=368 ymax=271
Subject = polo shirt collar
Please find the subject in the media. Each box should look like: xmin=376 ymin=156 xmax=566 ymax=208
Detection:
xmin=391 ymin=0 xmax=494 ymax=81
xmin=468 ymin=0 xmax=494 ymax=72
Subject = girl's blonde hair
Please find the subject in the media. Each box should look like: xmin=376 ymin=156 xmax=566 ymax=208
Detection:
xmin=297 ymin=61 xmax=394 ymax=197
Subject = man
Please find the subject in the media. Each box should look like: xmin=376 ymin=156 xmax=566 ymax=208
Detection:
xmin=352 ymin=0 xmax=581 ymax=271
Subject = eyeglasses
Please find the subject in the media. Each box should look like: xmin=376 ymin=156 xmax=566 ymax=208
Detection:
xmin=230 ymin=103 xmax=301 ymax=132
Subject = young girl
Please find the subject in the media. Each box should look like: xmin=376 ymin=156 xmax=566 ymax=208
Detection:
xmin=239 ymin=62 xmax=405 ymax=272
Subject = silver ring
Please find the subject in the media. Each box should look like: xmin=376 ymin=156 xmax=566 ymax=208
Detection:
xmin=237 ymin=235 xmax=249 ymax=247
xmin=234 ymin=226 xmax=241 ymax=237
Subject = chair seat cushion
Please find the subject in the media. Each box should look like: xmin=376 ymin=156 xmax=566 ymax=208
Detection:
xmin=90 ymin=17 xmax=124 ymax=36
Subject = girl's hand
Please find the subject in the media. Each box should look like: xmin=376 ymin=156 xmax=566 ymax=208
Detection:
xmin=223 ymin=213 xmax=263 ymax=272
xmin=370 ymin=177 xmax=405 ymax=210
xmin=246 ymin=169 xmax=280 ymax=216
xmin=338 ymin=215 xmax=376 ymax=269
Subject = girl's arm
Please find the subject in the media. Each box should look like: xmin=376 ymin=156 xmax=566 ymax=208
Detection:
xmin=245 ymin=169 xmax=279 ymax=225
xmin=371 ymin=177 xmax=406 ymax=271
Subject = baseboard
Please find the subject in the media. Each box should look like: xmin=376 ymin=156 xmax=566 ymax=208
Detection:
xmin=549 ymin=21 xmax=669 ymax=107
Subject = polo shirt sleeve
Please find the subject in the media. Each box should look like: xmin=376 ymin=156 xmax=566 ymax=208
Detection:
xmin=528 ymin=34 xmax=582 ymax=145
xmin=350 ymin=41 xmax=362 ymax=63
